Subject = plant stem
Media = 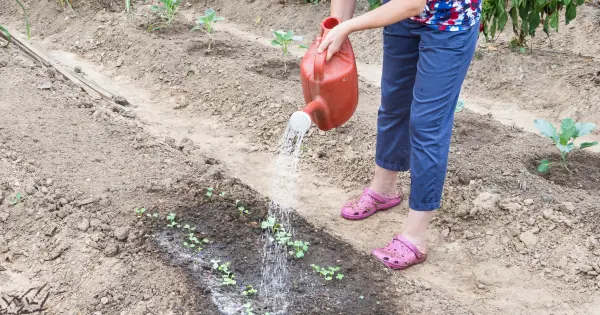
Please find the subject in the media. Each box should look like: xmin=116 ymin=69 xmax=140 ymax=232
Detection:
xmin=15 ymin=0 xmax=30 ymax=39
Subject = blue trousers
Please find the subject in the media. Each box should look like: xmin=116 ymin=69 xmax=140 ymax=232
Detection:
xmin=376 ymin=19 xmax=479 ymax=211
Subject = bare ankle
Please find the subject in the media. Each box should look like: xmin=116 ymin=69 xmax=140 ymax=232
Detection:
xmin=369 ymin=185 xmax=399 ymax=198
xmin=401 ymin=232 xmax=427 ymax=254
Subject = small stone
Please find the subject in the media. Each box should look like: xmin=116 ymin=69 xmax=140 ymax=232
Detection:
xmin=104 ymin=243 xmax=119 ymax=257
xmin=524 ymin=199 xmax=534 ymax=206
xmin=472 ymin=192 xmax=500 ymax=211
xmin=519 ymin=231 xmax=539 ymax=248
xmin=593 ymin=262 xmax=600 ymax=273
xmin=344 ymin=136 xmax=354 ymax=145
xmin=114 ymin=227 xmax=130 ymax=241
xmin=587 ymin=270 xmax=599 ymax=276
xmin=485 ymin=229 xmax=494 ymax=236
xmin=456 ymin=204 xmax=469 ymax=216
xmin=499 ymin=200 xmax=522 ymax=212
xmin=548 ymin=223 xmax=557 ymax=231
xmin=25 ymin=186 xmax=36 ymax=195
xmin=101 ymin=297 xmax=109 ymax=305
xmin=74 ymin=66 xmax=82 ymax=73
xmin=464 ymin=231 xmax=476 ymax=240
xmin=37 ymin=81 xmax=53 ymax=90
xmin=526 ymin=217 xmax=536 ymax=226
xmin=122 ymin=111 xmax=136 ymax=119
xmin=41 ymin=186 xmax=49 ymax=194
xmin=477 ymin=283 xmax=486 ymax=290
xmin=441 ymin=227 xmax=450 ymax=237
xmin=78 ymin=219 xmax=90 ymax=231
xmin=561 ymin=202 xmax=575 ymax=213
xmin=0 ymin=212 xmax=9 ymax=222
xmin=76 ymin=197 xmax=97 ymax=206
xmin=580 ymin=265 xmax=594 ymax=273
xmin=59 ymin=198 xmax=68 ymax=206
xmin=46 ymin=178 xmax=54 ymax=186
xmin=112 ymin=95 xmax=129 ymax=106
xmin=542 ymin=209 xmax=553 ymax=219
xmin=90 ymin=219 xmax=101 ymax=228
xmin=469 ymin=207 xmax=478 ymax=216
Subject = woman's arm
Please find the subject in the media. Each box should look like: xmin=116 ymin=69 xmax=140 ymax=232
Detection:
xmin=318 ymin=0 xmax=427 ymax=60
xmin=330 ymin=0 xmax=357 ymax=21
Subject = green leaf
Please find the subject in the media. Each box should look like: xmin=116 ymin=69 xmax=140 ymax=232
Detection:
xmin=498 ymin=11 xmax=508 ymax=32
xmin=0 ymin=25 xmax=11 ymax=47
xmin=534 ymin=119 xmax=558 ymax=140
xmin=535 ymin=0 xmax=547 ymax=9
xmin=509 ymin=7 xmax=519 ymax=32
xmin=576 ymin=0 xmax=584 ymax=5
xmin=557 ymin=143 xmax=575 ymax=154
xmin=575 ymin=122 xmax=596 ymax=137
xmin=284 ymin=30 xmax=294 ymax=40
xmin=336 ymin=273 xmax=344 ymax=280
xmin=528 ymin=12 xmax=541 ymax=35
xmin=559 ymin=118 xmax=577 ymax=144
xmin=543 ymin=13 xmax=550 ymax=36
xmin=538 ymin=159 xmax=550 ymax=173
xmin=549 ymin=11 xmax=559 ymax=31
xmin=271 ymin=39 xmax=281 ymax=47
xmin=299 ymin=44 xmax=309 ymax=49
xmin=295 ymin=251 xmax=304 ymax=258
xmin=580 ymin=141 xmax=598 ymax=149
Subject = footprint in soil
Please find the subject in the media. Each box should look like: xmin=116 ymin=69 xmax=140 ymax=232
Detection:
xmin=247 ymin=58 xmax=301 ymax=81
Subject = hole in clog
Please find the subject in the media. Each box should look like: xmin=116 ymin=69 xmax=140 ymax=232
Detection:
xmin=383 ymin=257 xmax=389 ymax=261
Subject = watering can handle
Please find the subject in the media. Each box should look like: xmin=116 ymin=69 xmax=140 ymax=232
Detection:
xmin=313 ymin=28 xmax=331 ymax=82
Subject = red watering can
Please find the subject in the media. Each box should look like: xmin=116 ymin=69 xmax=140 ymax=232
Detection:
xmin=289 ymin=17 xmax=359 ymax=133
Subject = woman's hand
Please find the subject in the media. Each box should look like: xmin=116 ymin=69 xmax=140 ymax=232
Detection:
xmin=317 ymin=22 xmax=353 ymax=62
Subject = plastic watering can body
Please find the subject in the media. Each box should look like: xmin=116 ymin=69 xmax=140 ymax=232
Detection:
xmin=297 ymin=17 xmax=359 ymax=132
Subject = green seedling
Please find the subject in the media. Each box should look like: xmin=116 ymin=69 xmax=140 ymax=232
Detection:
xmin=243 ymin=302 xmax=255 ymax=315
xmin=211 ymin=260 xmax=237 ymax=286
xmin=125 ymin=0 xmax=131 ymax=12
xmin=9 ymin=192 xmax=24 ymax=206
xmin=145 ymin=212 xmax=159 ymax=219
xmin=221 ymin=273 xmax=236 ymax=286
xmin=150 ymin=0 xmax=181 ymax=30
xmin=242 ymin=285 xmax=257 ymax=296
xmin=271 ymin=30 xmax=308 ymax=72
xmin=310 ymin=264 xmax=344 ymax=281
xmin=261 ymin=217 xmax=279 ymax=232
xmin=134 ymin=207 xmax=147 ymax=217
xmin=236 ymin=200 xmax=250 ymax=215
xmin=192 ymin=8 xmax=224 ymax=33
xmin=219 ymin=191 xmax=226 ymax=197
xmin=206 ymin=187 xmax=214 ymax=198
xmin=288 ymin=240 xmax=309 ymax=258
xmin=275 ymin=230 xmax=292 ymax=245
xmin=167 ymin=212 xmax=180 ymax=228
xmin=534 ymin=118 xmax=597 ymax=173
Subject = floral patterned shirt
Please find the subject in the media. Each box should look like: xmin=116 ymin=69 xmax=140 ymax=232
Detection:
xmin=410 ymin=0 xmax=481 ymax=31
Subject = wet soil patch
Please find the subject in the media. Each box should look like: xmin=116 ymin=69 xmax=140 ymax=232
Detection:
xmin=527 ymin=152 xmax=600 ymax=194
xmin=247 ymin=58 xmax=301 ymax=81
xmin=142 ymin=177 xmax=398 ymax=315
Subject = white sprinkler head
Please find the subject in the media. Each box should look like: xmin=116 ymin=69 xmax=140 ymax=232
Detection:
xmin=289 ymin=111 xmax=312 ymax=134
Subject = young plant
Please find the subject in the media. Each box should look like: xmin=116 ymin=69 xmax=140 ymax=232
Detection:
xmin=236 ymin=200 xmax=250 ymax=215
xmin=534 ymin=118 xmax=597 ymax=173
xmin=261 ymin=217 xmax=279 ymax=232
xmin=9 ymin=192 xmax=24 ymax=206
xmin=221 ymin=273 xmax=236 ymax=286
xmin=206 ymin=187 xmax=214 ymax=198
xmin=211 ymin=260 xmax=237 ymax=286
xmin=311 ymin=264 xmax=344 ymax=281
xmin=275 ymin=230 xmax=292 ymax=245
xmin=288 ymin=240 xmax=310 ymax=258
xmin=167 ymin=212 xmax=180 ymax=228
xmin=242 ymin=285 xmax=257 ymax=296
xmin=150 ymin=0 xmax=181 ymax=30
xmin=146 ymin=212 xmax=159 ymax=219
xmin=134 ymin=207 xmax=147 ymax=217
xmin=192 ymin=8 xmax=224 ymax=34
xmin=243 ymin=302 xmax=255 ymax=315
xmin=125 ymin=0 xmax=131 ymax=13
xmin=219 ymin=191 xmax=226 ymax=197
xmin=271 ymin=30 xmax=308 ymax=72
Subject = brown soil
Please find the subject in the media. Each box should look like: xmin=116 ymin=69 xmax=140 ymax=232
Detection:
xmin=1 ymin=0 xmax=600 ymax=314
xmin=527 ymin=152 xmax=600 ymax=195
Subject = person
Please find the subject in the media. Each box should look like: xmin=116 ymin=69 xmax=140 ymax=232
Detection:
xmin=317 ymin=0 xmax=480 ymax=269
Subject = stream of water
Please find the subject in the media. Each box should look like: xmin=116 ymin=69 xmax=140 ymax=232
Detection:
xmin=259 ymin=122 xmax=307 ymax=313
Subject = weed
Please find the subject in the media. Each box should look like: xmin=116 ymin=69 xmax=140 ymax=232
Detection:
xmin=9 ymin=192 xmax=24 ymax=206
xmin=288 ymin=240 xmax=310 ymax=258
xmin=206 ymin=187 xmax=214 ymax=198
xmin=149 ymin=0 xmax=181 ymax=30
xmin=534 ymin=118 xmax=597 ymax=173
xmin=271 ymin=30 xmax=308 ymax=72
xmin=310 ymin=264 xmax=344 ymax=281
xmin=242 ymin=285 xmax=257 ymax=296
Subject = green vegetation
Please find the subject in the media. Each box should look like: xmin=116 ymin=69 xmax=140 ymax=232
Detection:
xmin=149 ymin=0 xmax=181 ymax=30
xmin=482 ymin=0 xmax=583 ymax=48
xmin=271 ymin=30 xmax=308 ymax=72
xmin=534 ymin=118 xmax=597 ymax=173
xmin=9 ymin=192 xmax=24 ymax=206
xmin=310 ymin=264 xmax=344 ymax=281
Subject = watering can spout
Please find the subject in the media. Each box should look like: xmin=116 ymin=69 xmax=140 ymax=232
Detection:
xmin=289 ymin=99 xmax=325 ymax=134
